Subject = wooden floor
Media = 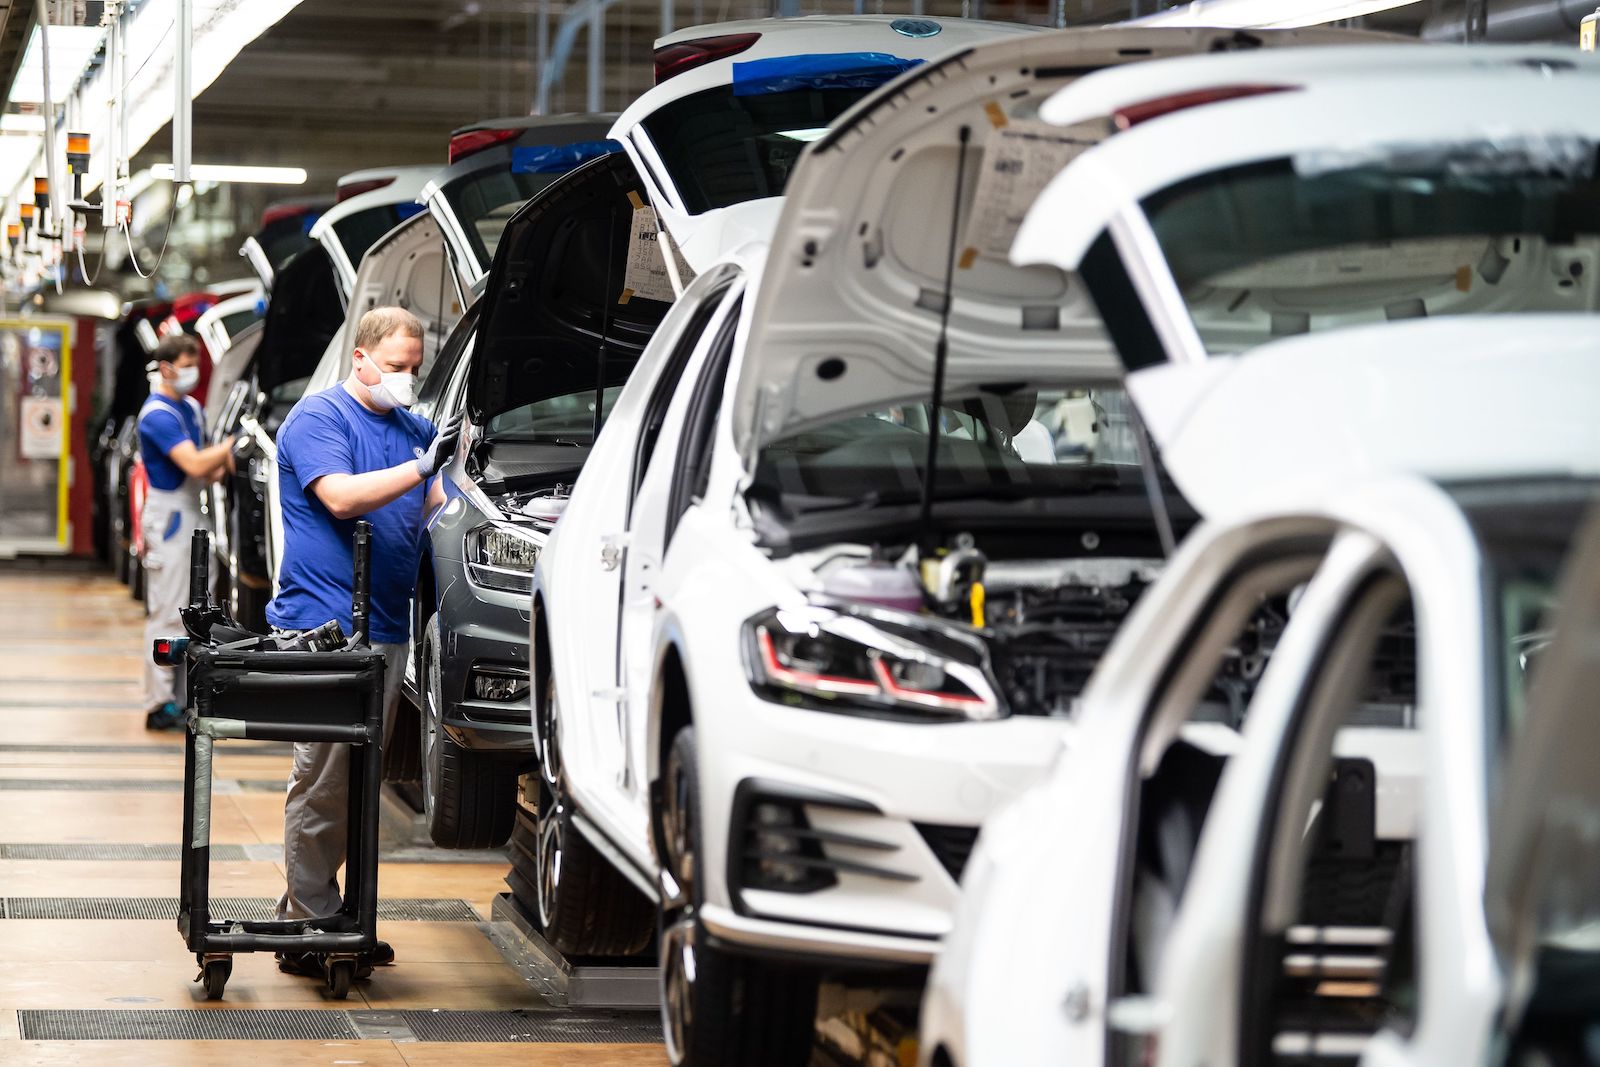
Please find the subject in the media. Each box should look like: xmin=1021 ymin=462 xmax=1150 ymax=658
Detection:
xmin=0 ymin=568 xmax=666 ymax=1066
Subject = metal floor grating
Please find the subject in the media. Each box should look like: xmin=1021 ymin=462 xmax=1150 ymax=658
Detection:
xmin=16 ymin=1008 xmax=662 ymax=1043
xmin=399 ymin=1009 xmax=663 ymax=1043
xmin=0 ymin=742 xmax=293 ymax=755
xmin=17 ymin=1009 xmax=360 ymax=1041
xmin=1 ymin=897 xmax=480 ymax=921
xmin=0 ymin=778 xmax=282 ymax=792
xmin=0 ymin=843 xmax=249 ymax=861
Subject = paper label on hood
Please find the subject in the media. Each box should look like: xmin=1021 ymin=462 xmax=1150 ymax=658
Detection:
xmin=622 ymin=205 xmax=684 ymax=304
xmin=964 ymin=121 xmax=1093 ymax=264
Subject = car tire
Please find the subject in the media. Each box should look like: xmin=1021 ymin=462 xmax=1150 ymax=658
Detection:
xmin=660 ymin=727 xmax=817 ymax=1067
xmin=532 ymin=674 xmax=654 ymax=957
xmin=113 ymin=537 xmax=130 ymax=583
xmin=419 ymin=614 xmax=516 ymax=848
xmin=130 ymin=553 xmax=145 ymax=602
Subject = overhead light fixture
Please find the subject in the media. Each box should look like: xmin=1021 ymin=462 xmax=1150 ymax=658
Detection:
xmin=149 ymin=164 xmax=307 ymax=185
xmin=1123 ymin=0 xmax=1425 ymax=28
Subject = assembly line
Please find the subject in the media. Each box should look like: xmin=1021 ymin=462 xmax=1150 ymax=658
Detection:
xmin=1 ymin=1 xmax=1597 ymax=1064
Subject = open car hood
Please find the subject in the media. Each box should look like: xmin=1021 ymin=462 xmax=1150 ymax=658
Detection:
xmin=732 ymin=25 xmax=1382 ymax=454
xmin=1127 ymin=317 xmax=1600 ymax=518
xmin=466 ymin=152 xmax=675 ymax=424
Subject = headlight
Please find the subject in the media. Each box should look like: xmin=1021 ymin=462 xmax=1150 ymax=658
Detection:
xmin=743 ymin=605 xmax=1001 ymax=722
xmin=466 ymin=523 xmax=540 ymax=593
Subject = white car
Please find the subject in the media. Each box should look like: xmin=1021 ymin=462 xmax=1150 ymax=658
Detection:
xmin=530 ymin=25 xmax=1390 ymax=1067
xmin=921 ymin=43 xmax=1600 ymax=1067
xmin=609 ymin=13 xmax=1041 ymax=276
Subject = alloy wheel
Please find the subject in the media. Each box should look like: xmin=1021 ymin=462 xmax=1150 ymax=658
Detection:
xmin=421 ymin=618 xmax=443 ymax=825
xmin=659 ymin=743 xmax=697 ymax=1066
xmin=537 ymin=675 xmax=562 ymax=789
xmin=534 ymin=787 xmax=564 ymax=930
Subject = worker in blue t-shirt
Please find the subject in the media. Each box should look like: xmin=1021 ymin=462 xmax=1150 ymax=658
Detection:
xmin=139 ymin=334 xmax=236 ymax=731
xmin=267 ymin=306 xmax=460 ymax=978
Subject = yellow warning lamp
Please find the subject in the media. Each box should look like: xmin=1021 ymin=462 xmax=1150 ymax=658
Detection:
xmin=66 ymin=131 xmax=90 ymax=170
xmin=32 ymin=176 xmax=48 ymax=217
xmin=1582 ymin=7 xmax=1598 ymax=51
xmin=19 ymin=202 xmax=35 ymax=229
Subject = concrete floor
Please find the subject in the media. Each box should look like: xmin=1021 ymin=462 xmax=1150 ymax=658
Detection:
xmin=0 ymin=568 xmax=667 ymax=1066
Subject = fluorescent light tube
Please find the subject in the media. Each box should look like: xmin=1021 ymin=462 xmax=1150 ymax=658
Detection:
xmin=150 ymin=164 xmax=307 ymax=185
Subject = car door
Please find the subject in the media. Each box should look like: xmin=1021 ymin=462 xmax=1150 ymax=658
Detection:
xmin=542 ymin=270 xmax=739 ymax=843
xmin=606 ymin=282 xmax=744 ymax=809
xmin=1149 ymin=491 xmax=1492 ymax=1067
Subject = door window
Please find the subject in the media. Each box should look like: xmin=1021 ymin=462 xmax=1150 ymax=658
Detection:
xmin=665 ymin=296 xmax=743 ymax=542
xmin=1108 ymin=537 xmax=1329 ymax=1042
xmin=627 ymin=279 xmax=735 ymax=519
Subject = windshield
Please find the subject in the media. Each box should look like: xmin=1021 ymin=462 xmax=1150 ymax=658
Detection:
xmin=753 ymin=386 xmax=1154 ymax=511
xmin=441 ymin=170 xmax=558 ymax=271
xmin=330 ymin=202 xmax=426 ymax=270
xmin=641 ymin=84 xmax=879 ymax=214
xmin=486 ymin=384 xmax=623 ymax=444
xmin=1139 ymin=141 xmax=1600 ymax=355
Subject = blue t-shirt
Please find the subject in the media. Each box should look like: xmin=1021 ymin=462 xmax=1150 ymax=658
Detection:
xmin=266 ymin=385 xmax=436 ymax=644
xmin=137 ymin=394 xmax=204 ymax=491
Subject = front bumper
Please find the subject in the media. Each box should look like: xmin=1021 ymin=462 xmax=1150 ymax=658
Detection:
xmin=435 ymin=557 xmax=535 ymax=752
xmin=697 ymin=686 xmax=1074 ymax=960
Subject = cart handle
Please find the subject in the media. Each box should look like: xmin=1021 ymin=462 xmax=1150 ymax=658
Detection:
xmin=351 ymin=520 xmax=372 ymax=648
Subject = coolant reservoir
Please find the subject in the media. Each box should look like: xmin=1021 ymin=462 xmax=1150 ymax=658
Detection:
xmin=821 ymin=561 xmax=924 ymax=614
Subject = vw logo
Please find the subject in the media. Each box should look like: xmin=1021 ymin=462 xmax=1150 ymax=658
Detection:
xmin=891 ymin=17 xmax=941 ymax=38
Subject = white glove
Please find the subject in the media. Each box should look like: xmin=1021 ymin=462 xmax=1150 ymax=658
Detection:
xmin=415 ymin=414 xmax=463 ymax=478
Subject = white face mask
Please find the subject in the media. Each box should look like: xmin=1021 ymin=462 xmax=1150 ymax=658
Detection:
xmin=171 ymin=366 xmax=200 ymax=395
xmin=366 ymin=371 xmax=417 ymax=412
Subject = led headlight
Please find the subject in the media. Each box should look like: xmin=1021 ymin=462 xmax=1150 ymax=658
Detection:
xmin=743 ymin=605 xmax=1002 ymax=722
xmin=466 ymin=523 xmax=540 ymax=594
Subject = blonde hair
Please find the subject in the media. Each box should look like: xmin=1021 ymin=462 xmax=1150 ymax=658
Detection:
xmin=353 ymin=306 xmax=424 ymax=351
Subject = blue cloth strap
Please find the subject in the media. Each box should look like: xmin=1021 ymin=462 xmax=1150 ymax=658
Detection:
xmin=731 ymin=52 xmax=921 ymax=97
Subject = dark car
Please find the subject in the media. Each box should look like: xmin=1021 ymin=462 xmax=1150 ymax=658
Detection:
xmin=408 ymin=150 xmax=672 ymax=848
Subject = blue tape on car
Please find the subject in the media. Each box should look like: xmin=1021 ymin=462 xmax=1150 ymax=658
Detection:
xmin=730 ymin=52 xmax=921 ymax=97
xmin=396 ymin=202 xmax=426 ymax=221
xmin=510 ymin=140 xmax=620 ymax=175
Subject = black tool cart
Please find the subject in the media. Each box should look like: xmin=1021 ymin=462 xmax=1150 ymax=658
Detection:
xmin=154 ymin=522 xmax=385 ymax=1000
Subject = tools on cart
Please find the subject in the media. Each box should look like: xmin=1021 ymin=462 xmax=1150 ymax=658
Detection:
xmin=151 ymin=522 xmax=386 ymax=1001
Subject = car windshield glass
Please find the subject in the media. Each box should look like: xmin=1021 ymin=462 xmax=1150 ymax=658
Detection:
xmin=330 ymin=202 xmax=426 ymax=270
xmin=1139 ymin=140 xmax=1600 ymax=355
xmin=640 ymin=84 xmax=878 ymax=214
xmin=440 ymin=169 xmax=561 ymax=272
xmin=754 ymin=386 xmax=1158 ymax=511
xmin=486 ymin=385 xmax=624 ymax=444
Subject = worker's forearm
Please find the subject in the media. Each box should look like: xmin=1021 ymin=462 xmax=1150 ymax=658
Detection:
xmin=313 ymin=463 xmax=425 ymax=520
xmin=174 ymin=440 xmax=234 ymax=479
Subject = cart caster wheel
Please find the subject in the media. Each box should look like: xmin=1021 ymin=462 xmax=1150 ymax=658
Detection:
xmin=201 ymin=959 xmax=231 ymax=1000
xmin=326 ymin=959 xmax=354 ymax=1000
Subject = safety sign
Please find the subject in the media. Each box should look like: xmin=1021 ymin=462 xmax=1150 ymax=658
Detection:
xmin=20 ymin=395 xmax=62 ymax=459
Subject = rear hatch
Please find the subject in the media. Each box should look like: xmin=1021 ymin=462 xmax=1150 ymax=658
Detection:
xmin=425 ymin=113 xmax=619 ymax=285
xmin=465 ymin=151 xmax=676 ymax=491
xmin=733 ymin=26 xmax=1380 ymax=458
xmin=611 ymin=15 xmax=1042 ymax=273
xmin=251 ymin=245 xmax=345 ymax=431
xmin=1009 ymin=44 xmax=1600 ymax=514
xmin=309 ymin=166 xmax=438 ymax=297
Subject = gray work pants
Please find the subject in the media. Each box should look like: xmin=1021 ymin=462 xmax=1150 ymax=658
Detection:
xmin=141 ymin=485 xmax=203 ymax=708
xmin=277 ymin=640 xmax=407 ymax=921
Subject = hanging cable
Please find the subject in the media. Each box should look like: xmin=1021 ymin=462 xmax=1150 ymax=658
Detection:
xmin=122 ymin=193 xmax=180 ymax=280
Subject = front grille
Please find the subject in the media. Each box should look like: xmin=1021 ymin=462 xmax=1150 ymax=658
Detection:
xmin=915 ymin=823 xmax=980 ymax=884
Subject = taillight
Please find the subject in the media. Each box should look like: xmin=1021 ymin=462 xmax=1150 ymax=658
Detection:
xmin=1112 ymin=84 xmax=1296 ymax=131
xmin=654 ymin=32 xmax=760 ymax=84
xmin=448 ymin=127 xmax=522 ymax=165
xmin=336 ymin=176 xmax=396 ymax=202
